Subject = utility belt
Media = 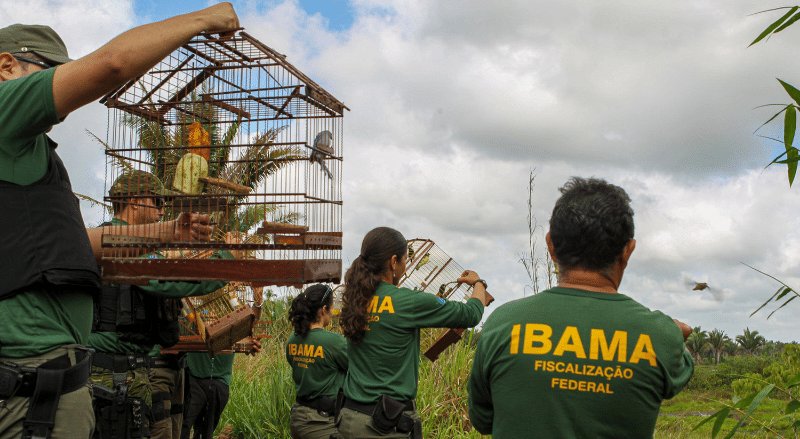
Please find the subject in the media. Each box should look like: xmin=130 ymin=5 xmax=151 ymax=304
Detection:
xmin=297 ymin=395 xmax=338 ymax=417
xmin=92 ymin=352 xmax=151 ymax=373
xmin=344 ymin=396 xmax=422 ymax=438
xmin=0 ymin=348 xmax=93 ymax=439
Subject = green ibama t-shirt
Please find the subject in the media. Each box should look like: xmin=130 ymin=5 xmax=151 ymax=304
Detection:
xmin=468 ymin=287 xmax=694 ymax=439
xmin=286 ymin=328 xmax=348 ymax=400
xmin=0 ymin=68 xmax=95 ymax=359
xmin=343 ymin=282 xmax=484 ymax=404
xmin=186 ymin=352 xmax=236 ymax=386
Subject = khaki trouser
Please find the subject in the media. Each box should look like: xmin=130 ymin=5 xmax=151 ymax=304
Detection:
xmin=290 ymin=404 xmax=339 ymax=439
xmin=149 ymin=366 xmax=184 ymax=439
xmin=0 ymin=345 xmax=94 ymax=439
xmin=337 ymin=407 xmax=419 ymax=439
xmin=89 ymin=363 xmax=152 ymax=438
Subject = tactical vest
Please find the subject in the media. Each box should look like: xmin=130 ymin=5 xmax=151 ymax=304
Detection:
xmin=93 ymin=283 xmax=182 ymax=348
xmin=0 ymin=138 xmax=101 ymax=299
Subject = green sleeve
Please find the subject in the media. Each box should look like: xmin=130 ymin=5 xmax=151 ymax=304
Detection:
xmin=662 ymin=349 xmax=694 ymax=398
xmin=0 ymin=68 xmax=59 ymax=142
xmin=402 ymin=292 xmax=484 ymax=329
xmin=468 ymin=327 xmax=494 ymax=434
xmin=140 ymin=279 xmax=226 ymax=298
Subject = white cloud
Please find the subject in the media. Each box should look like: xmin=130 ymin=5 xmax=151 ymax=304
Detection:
xmin=5 ymin=0 xmax=800 ymax=341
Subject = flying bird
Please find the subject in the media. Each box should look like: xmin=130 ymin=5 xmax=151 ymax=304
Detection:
xmin=684 ymin=278 xmax=726 ymax=301
xmin=310 ymin=130 xmax=334 ymax=179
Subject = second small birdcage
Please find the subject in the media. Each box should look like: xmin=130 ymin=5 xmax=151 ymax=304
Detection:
xmin=400 ymin=238 xmax=490 ymax=361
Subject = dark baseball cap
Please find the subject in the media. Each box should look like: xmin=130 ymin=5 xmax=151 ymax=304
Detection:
xmin=110 ymin=170 xmax=179 ymax=197
xmin=0 ymin=24 xmax=72 ymax=66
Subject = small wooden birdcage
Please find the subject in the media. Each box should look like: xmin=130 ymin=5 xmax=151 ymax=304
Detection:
xmin=180 ymin=283 xmax=254 ymax=354
xmin=99 ymin=30 xmax=346 ymax=288
xmin=400 ymin=238 xmax=493 ymax=361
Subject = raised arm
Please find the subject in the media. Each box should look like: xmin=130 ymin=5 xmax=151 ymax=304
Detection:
xmin=52 ymin=2 xmax=239 ymax=118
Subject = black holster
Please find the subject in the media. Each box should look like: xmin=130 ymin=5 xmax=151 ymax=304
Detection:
xmin=0 ymin=348 xmax=93 ymax=439
xmin=92 ymin=380 xmax=151 ymax=439
xmin=371 ymin=395 xmax=422 ymax=438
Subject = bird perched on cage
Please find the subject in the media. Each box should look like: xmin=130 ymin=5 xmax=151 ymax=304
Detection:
xmin=310 ymin=130 xmax=334 ymax=179
xmin=173 ymin=122 xmax=210 ymax=194
xmin=415 ymin=253 xmax=430 ymax=270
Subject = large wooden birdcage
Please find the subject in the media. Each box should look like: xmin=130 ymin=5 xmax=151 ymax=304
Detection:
xmin=98 ymin=31 xmax=346 ymax=288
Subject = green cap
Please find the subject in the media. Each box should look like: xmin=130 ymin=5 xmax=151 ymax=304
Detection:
xmin=0 ymin=24 xmax=72 ymax=66
xmin=110 ymin=170 xmax=178 ymax=197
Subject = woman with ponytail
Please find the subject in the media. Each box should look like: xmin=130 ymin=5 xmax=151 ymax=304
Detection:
xmin=286 ymin=284 xmax=348 ymax=439
xmin=338 ymin=227 xmax=491 ymax=438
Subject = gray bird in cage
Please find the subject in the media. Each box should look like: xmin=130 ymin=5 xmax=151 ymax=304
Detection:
xmin=311 ymin=130 xmax=334 ymax=179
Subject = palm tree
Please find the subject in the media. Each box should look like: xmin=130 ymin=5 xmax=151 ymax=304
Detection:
xmin=707 ymin=329 xmax=731 ymax=364
xmin=736 ymin=327 xmax=767 ymax=355
xmin=686 ymin=327 xmax=709 ymax=364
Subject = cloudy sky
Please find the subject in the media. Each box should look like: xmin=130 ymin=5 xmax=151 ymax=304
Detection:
xmin=4 ymin=0 xmax=800 ymax=341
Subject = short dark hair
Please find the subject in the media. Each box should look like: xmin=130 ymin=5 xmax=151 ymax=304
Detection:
xmin=549 ymin=177 xmax=634 ymax=272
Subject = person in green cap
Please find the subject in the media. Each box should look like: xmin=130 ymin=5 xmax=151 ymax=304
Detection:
xmin=0 ymin=5 xmax=239 ymax=438
xmin=468 ymin=177 xmax=694 ymax=439
xmin=89 ymin=170 xmax=236 ymax=439
xmin=337 ymin=227 xmax=491 ymax=439
xmin=284 ymin=284 xmax=348 ymax=439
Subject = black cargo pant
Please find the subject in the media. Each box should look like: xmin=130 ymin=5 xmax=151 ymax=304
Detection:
xmin=179 ymin=375 xmax=229 ymax=439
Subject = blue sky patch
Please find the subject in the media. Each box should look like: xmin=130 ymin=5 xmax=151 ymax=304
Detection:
xmin=133 ymin=0 xmax=355 ymax=31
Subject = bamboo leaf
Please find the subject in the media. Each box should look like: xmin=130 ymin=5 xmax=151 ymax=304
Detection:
xmin=789 ymin=149 xmax=799 ymax=186
xmin=750 ymin=286 xmax=782 ymax=317
xmin=749 ymin=7 xmax=797 ymax=17
xmin=785 ymin=104 xmax=798 ymax=185
xmin=779 ymin=79 xmax=800 ymax=107
xmin=750 ymin=7 xmax=799 ymax=46
xmin=693 ymin=407 xmax=729 ymax=432
xmin=776 ymin=286 xmax=794 ymax=300
xmin=785 ymin=105 xmax=796 ymax=148
xmin=768 ymin=295 xmax=798 ymax=318
xmin=712 ymin=407 xmax=730 ymax=438
xmin=754 ymin=105 xmax=789 ymax=134
xmin=775 ymin=10 xmax=800 ymax=33
xmin=724 ymin=384 xmax=775 ymax=439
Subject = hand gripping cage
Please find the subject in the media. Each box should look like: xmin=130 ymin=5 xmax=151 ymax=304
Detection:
xmin=400 ymin=238 xmax=494 ymax=361
xmin=99 ymin=31 xmax=346 ymax=351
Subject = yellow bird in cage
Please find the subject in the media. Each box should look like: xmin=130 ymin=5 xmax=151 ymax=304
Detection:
xmin=173 ymin=122 xmax=210 ymax=195
xmin=415 ymin=253 xmax=430 ymax=270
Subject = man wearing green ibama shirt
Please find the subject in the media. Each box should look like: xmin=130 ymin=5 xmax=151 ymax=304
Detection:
xmin=468 ymin=177 xmax=694 ymax=439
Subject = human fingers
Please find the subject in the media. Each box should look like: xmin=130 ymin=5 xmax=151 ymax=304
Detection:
xmin=199 ymin=3 xmax=240 ymax=35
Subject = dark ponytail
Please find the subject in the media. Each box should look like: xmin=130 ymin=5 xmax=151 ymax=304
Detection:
xmin=341 ymin=227 xmax=407 ymax=343
xmin=288 ymin=284 xmax=334 ymax=337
